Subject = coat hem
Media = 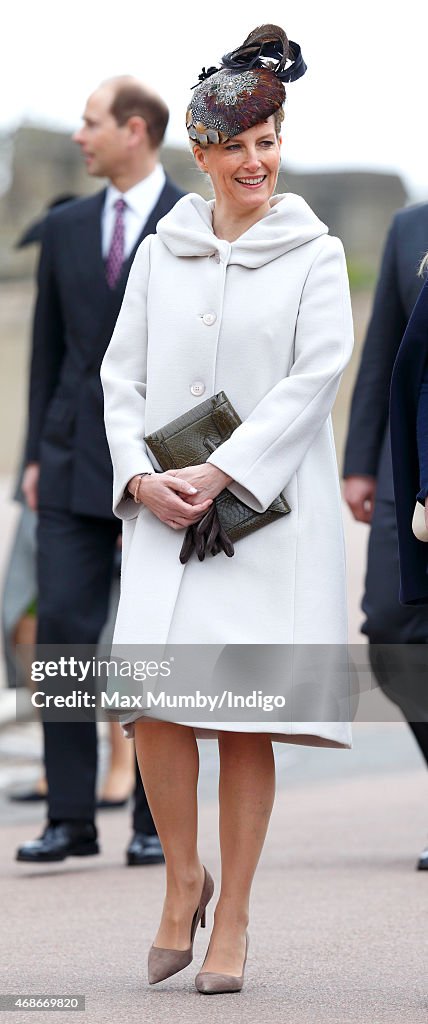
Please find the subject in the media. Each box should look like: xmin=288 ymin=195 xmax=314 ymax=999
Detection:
xmin=121 ymin=714 xmax=352 ymax=748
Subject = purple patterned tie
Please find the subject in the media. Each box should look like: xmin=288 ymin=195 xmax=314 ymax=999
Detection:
xmin=106 ymin=197 xmax=126 ymax=288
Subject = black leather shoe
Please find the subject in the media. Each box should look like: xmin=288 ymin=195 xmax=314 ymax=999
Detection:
xmin=97 ymin=796 xmax=130 ymax=810
xmin=417 ymin=845 xmax=428 ymax=870
xmin=126 ymin=832 xmax=164 ymax=866
xmin=8 ymin=788 xmax=47 ymax=803
xmin=16 ymin=822 xmax=99 ymax=863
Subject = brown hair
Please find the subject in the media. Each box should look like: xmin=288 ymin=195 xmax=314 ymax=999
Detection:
xmin=273 ymin=107 xmax=285 ymax=135
xmin=110 ymin=82 xmax=169 ymax=148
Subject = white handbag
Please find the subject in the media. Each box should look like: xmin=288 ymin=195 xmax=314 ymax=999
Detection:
xmin=412 ymin=501 xmax=428 ymax=542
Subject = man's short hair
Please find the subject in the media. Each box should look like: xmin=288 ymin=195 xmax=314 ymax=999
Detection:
xmin=110 ymin=83 xmax=169 ymax=148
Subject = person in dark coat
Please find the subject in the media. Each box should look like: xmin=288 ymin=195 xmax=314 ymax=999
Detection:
xmin=6 ymin=197 xmax=136 ymax=808
xmin=343 ymin=203 xmax=428 ymax=871
xmin=390 ymin=275 xmax=428 ymax=604
xmin=16 ymin=76 xmax=184 ymax=865
xmin=3 ymin=196 xmax=77 ymax=775
xmin=15 ymin=195 xmax=78 ymax=248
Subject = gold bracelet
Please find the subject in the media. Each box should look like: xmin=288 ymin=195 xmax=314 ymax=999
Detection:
xmin=134 ymin=472 xmax=151 ymax=503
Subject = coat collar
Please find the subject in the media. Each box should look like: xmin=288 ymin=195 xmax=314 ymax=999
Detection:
xmin=156 ymin=191 xmax=328 ymax=268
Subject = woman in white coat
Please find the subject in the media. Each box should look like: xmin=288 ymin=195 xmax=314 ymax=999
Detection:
xmin=101 ymin=25 xmax=354 ymax=994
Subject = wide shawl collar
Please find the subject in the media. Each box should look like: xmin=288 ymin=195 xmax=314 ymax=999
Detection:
xmin=156 ymin=191 xmax=329 ymax=268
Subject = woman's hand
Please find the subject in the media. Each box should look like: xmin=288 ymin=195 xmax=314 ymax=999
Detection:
xmin=127 ymin=472 xmax=213 ymax=530
xmin=168 ymin=464 xmax=233 ymax=505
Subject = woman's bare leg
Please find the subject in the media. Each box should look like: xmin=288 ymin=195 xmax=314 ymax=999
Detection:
xmin=134 ymin=719 xmax=205 ymax=950
xmin=99 ymin=720 xmax=135 ymax=801
xmin=200 ymin=731 xmax=275 ymax=976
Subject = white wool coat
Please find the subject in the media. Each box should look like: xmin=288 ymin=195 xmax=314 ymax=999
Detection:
xmin=101 ymin=192 xmax=354 ymax=747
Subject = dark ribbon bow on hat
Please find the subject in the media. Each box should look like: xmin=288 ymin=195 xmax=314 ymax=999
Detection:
xmin=221 ymin=24 xmax=307 ymax=82
xmin=191 ymin=24 xmax=307 ymax=90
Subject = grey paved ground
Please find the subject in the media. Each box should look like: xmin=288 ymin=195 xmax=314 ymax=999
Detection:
xmin=1 ymin=722 xmax=427 ymax=1024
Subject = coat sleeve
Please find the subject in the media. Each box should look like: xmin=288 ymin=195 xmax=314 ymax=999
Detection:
xmin=207 ymin=236 xmax=354 ymax=513
xmin=24 ymin=216 xmax=66 ymax=464
xmin=342 ymin=215 xmax=407 ymax=479
xmin=100 ymin=235 xmax=154 ymax=520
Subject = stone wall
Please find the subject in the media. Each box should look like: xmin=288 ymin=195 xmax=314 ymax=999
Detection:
xmin=0 ymin=125 xmax=408 ymax=280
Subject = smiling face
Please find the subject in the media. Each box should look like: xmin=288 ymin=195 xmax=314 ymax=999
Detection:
xmin=193 ymin=115 xmax=282 ymax=217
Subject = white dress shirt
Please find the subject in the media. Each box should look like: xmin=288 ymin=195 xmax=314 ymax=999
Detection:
xmin=102 ymin=164 xmax=166 ymax=259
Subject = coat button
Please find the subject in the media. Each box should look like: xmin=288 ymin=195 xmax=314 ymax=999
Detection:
xmin=202 ymin=312 xmax=217 ymax=326
xmin=214 ymin=253 xmax=221 ymax=264
xmin=190 ymin=381 xmax=205 ymax=397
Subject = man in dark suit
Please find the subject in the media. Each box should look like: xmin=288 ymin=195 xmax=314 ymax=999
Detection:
xmin=343 ymin=202 xmax=428 ymax=870
xmin=16 ymin=76 xmax=184 ymax=865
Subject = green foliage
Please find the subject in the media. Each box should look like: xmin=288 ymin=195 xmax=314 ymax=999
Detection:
xmin=346 ymin=260 xmax=377 ymax=292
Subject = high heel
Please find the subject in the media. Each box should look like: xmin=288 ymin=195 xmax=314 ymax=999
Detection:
xmin=148 ymin=866 xmax=214 ymax=984
xmin=195 ymin=932 xmax=249 ymax=994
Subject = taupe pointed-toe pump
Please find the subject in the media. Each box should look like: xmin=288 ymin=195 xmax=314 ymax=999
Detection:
xmin=195 ymin=932 xmax=249 ymax=994
xmin=148 ymin=866 xmax=214 ymax=985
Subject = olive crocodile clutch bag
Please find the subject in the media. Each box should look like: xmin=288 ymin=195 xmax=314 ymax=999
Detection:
xmin=144 ymin=392 xmax=290 ymax=556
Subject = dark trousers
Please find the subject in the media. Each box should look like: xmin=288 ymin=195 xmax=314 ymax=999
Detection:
xmin=362 ymin=498 xmax=428 ymax=765
xmin=37 ymin=506 xmax=156 ymax=831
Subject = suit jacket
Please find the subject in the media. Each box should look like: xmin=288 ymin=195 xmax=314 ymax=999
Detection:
xmin=25 ymin=177 xmax=184 ymax=519
xmin=390 ymin=278 xmax=428 ymax=604
xmin=343 ymin=202 xmax=428 ymax=500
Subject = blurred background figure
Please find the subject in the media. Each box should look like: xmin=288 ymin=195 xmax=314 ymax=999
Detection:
xmin=3 ymin=195 xmax=76 ymax=803
xmin=3 ymin=197 xmax=135 ymax=810
xmin=14 ymin=76 xmax=184 ymax=866
xmin=390 ymin=269 xmax=428 ymax=606
xmin=343 ymin=202 xmax=428 ymax=870
xmin=15 ymin=195 xmax=78 ymax=248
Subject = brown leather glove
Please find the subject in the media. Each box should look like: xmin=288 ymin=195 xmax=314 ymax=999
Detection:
xmin=179 ymin=501 xmax=234 ymax=564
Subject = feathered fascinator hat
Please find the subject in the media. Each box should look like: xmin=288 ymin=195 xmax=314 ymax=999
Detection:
xmin=186 ymin=24 xmax=307 ymax=147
